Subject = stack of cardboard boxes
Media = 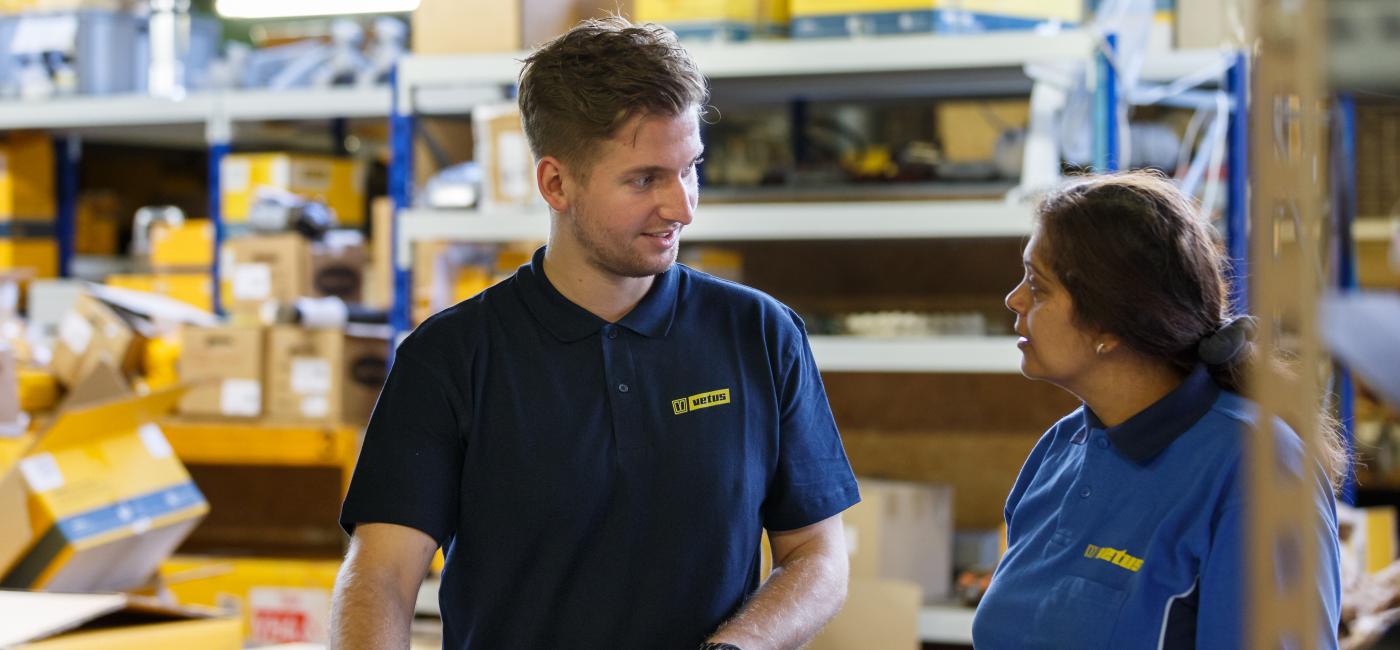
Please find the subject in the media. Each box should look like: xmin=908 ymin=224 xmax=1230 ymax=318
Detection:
xmin=108 ymin=220 xmax=216 ymax=312
xmin=178 ymin=322 xmax=388 ymax=428
xmin=0 ymin=132 xmax=58 ymax=279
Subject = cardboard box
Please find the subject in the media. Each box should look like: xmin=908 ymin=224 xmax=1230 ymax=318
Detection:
xmin=936 ymin=99 xmax=1030 ymax=163
xmin=474 ymin=104 xmax=540 ymax=211
xmin=1339 ymin=504 xmax=1398 ymax=576
xmin=0 ymin=132 xmax=55 ymax=219
xmin=0 ymin=590 xmax=241 ymax=649
xmin=806 ymin=579 xmax=921 ymax=650
xmin=0 ymin=389 xmax=208 ymax=593
xmin=264 ymin=326 xmax=343 ymax=425
xmin=264 ymin=326 xmax=388 ymax=426
xmin=49 ymin=294 xmax=148 ymax=388
xmin=342 ymin=327 xmax=389 ymax=427
xmin=221 ymin=234 xmax=312 ymax=319
xmin=75 ymin=192 xmax=121 ymax=256
xmin=0 ymin=234 xmax=57 ymax=278
xmin=150 ymin=220 xmax=215 ymax=271
xmin=161 ymin=555 xmax=341 ymax=645
xmin=411 ymin=0 xmax=579 ymax=54
xmin=364 ymin=197 xmax=393 ymax=310
xmin=636 ymin=0 xmax=788 ymax=40
xmin=845 ymin=478 xmax=953 ymax=603
xmin=106 ymin=273 xmax=214 ymax=313
xmin=178 ymin=327 xmax=263 ymax=419
xmin=310 ymin=234 xmax=369 ymax=305
xmin=220 ymin=153 xmax=366 ymax=227
xmin=791 ymin=0 xmax=943 ymax=37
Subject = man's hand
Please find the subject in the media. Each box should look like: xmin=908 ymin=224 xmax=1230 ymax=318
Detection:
xmin=705 ymin=514 xmax=850 ymax=650
xmin=330 ymin=522 xmax=438 ymax=649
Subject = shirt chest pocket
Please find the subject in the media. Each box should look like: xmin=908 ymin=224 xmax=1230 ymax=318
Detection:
xmin=1029 ymin=575 xmax=1126 ymax=650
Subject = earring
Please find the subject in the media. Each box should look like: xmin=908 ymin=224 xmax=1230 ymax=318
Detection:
xmin=1095 ymin=342 xmax=1107 ymax=355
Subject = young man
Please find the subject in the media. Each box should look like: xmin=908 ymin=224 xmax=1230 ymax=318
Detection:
xmin=332 ymin=18 xmax=859 ymax=650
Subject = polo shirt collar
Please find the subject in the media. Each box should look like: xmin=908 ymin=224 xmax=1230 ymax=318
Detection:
xmin=515 ymin=246 xmax=679 ymax=342
xmin=1084 ymin=365 xmax=1220 ymax=465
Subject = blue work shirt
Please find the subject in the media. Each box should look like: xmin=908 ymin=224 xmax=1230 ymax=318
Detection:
xmin=340 ymin=247 xmax=860 ymax=649
xmin=972 ymin=366 xmax=1341 ymax=649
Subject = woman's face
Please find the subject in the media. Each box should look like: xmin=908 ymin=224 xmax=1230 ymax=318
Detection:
xmin=1005 ymin=229 xmax=1103 ymax=390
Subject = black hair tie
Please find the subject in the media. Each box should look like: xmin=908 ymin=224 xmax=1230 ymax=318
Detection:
xmin=1197 ymin=315 xmax=1257 ymax=366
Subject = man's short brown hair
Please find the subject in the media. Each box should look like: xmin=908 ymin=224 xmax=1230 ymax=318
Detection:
xmin=517 ymin=17 xmax=709 ymax=178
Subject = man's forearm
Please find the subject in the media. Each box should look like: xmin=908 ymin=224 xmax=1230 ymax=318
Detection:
xmin=330 ymin=559 xmax=418 ymax=649
xmin=708 ymin=548 xmax=848 ymax=650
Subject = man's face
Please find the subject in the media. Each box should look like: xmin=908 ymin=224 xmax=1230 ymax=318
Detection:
xmin=560 ymin=110 xmax=703 ymax=278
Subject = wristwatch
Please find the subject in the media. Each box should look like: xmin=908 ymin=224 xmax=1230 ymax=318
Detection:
xmin=698 ymin=644 xmax=742 ymax=650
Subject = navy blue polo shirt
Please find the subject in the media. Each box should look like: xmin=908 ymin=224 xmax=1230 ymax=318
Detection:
xmin=972 ymin=366 xmax=1341 ymax=649
xmin=340 ymin=247 xmax=859 ymax=649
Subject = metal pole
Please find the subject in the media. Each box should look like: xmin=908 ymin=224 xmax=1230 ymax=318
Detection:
xmin=389 ymin=64 xmax=415 ymax=358
xmin=53 ymin=135 xmax=78 ymax=278
xmin=1226 ymin=53 xmax=1249 ymax=314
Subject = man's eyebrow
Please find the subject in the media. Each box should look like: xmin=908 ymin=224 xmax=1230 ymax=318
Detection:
xmin=618 ymin=152 xmax=706 ymax=177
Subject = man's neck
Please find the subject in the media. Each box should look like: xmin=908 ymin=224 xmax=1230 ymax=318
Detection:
xmin=1075 ymin=356 xmax=1187 ymax=429
xmin=542 ymin=241 xmax=654 ymax=324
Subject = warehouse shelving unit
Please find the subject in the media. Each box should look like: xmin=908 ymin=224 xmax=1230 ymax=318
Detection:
xmin=387 ymin=31 xmax=1105 ymax=375
xmin=386 ymin=30 xmax=1229 ymax=646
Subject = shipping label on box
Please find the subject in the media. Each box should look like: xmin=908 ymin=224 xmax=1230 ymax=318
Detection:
xmin=249 ymin=587 xmax=331 ymax=645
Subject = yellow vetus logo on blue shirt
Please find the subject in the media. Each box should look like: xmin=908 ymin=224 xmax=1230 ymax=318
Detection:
xmin=671 ymin=388 xmax=731 ymax=415
xmin=1083 ymin=544 xmax=1144 ymax=573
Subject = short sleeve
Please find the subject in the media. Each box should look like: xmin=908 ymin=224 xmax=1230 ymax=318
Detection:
xmin=761 ymin=312 xmax=860 ymax=532
xmin=339 ymin=349 xmax=467 ymax=546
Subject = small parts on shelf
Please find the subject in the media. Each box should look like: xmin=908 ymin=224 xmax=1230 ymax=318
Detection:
xmin=839 ymin=310 xmax=988 ymax=338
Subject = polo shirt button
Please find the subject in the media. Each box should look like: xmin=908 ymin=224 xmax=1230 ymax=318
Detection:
xmin=1080 ymin=486 xmax=1092 ymax=498
xmin=618 ymin=383 xmax=629 ymax=393
xmin=1096 ymin=438 xmax=1109 ymax=449
xmin=607 ymin=329 xmax=618 ymax=340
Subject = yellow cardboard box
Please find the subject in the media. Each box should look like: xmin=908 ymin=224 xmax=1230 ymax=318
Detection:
xmin=0 ymin=235 xmax=57 ymax=278
xmin=150 ymin=220 xmax=214 ymax=271
xmin=0 ymin=389 xmax=208 ymax=593
xmin=0 ymin=590 xmax=241 ymax=649
xmin=161 ymin=555 xmax=342 ymax=645
xmin=0 ymin=132 xmax=55 ymax=219
xmin=106 ymin=273 xmax=213 ymax=313
xmin=220 ymin=153 xmax=366 ymax=227
xmin=636 ymin=0 xmax=788 ymax=36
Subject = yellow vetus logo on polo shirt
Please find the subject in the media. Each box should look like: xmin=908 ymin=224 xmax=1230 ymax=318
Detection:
xmin=671 ymin=388 xmax=731 ymax=415
xmin=1083 ymin=544 xmax=1144 ymax=573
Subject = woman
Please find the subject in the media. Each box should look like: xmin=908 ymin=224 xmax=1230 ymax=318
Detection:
xmin=971 ymin=172 xmax=1343 ymax=649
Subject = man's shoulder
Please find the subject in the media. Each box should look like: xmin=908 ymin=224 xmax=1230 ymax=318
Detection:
xmin=398 ymin=277 xmax=515 ymax=359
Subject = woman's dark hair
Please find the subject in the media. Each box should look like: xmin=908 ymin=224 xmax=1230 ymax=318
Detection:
xmin=1035 ymin=171 xmax=1347 ymax=489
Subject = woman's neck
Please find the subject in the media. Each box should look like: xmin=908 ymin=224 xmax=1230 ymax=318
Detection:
xmin=1075 ymin=357 xmax=1188 ymax=428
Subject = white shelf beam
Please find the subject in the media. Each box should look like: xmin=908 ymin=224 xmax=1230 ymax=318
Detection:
xmin=690 ymin=31 xmax=1092 ymax=78
xmin=810 ymin=336 xmax=1022 ymax=374
xmin=0 ymin=87 xmax=392 ymax=131
xmin=397 ymin=200 xmax=1033 ymax=264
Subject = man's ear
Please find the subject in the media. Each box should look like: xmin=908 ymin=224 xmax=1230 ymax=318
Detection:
xmin=537 ymin=156 xmax=570 ymax=213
